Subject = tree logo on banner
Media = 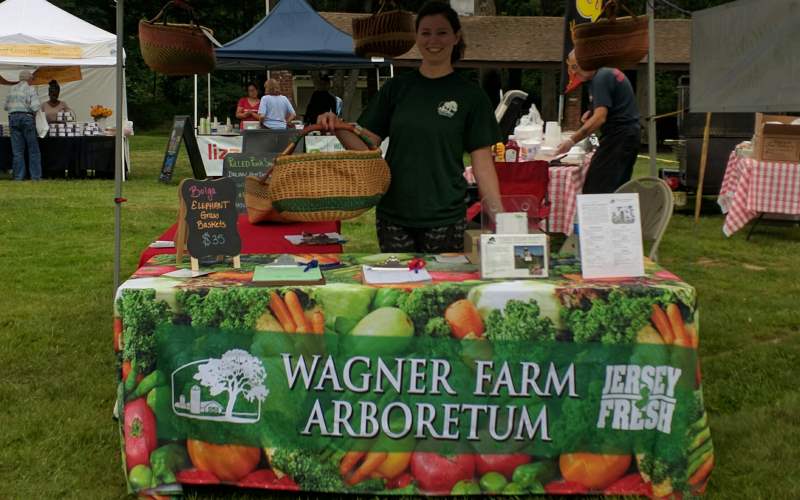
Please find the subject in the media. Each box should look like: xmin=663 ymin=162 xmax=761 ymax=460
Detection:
xmin=172 ymin=349 xmax=268 ymax=424
xmin=576 ymin=0 xmax=603 ymax=21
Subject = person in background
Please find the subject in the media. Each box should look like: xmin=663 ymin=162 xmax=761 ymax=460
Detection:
xmin=303 ymin=74 xmax=337 ymax=126
xmin=4 ymin=70 xmax=41 ymax=181
xmin=257 ymin=79 xmax=296 ymax=129
xmin=555 ymin=49 xmax=641 ymax=193
xmin=235 ymin=82 xmax=261 ymax=129
xmin=40 ymin=80 xmax=71 ymax=124
xmin=317 ymin=1 xmax=502 ymax=253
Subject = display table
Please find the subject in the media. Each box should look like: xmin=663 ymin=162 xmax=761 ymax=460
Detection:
xmin=718 ymin=151 xmax=800 ymax=236
xmin=116 ymin=253 xmax=714 ymax=498
xmin=0 ymin=135 xmax=114 ymax=178
xmin=138 ymin=214 xmax=343 ymax=267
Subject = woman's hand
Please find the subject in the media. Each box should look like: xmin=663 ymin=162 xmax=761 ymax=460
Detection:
xmin=317 ymin=111 xmax=339 ymax=132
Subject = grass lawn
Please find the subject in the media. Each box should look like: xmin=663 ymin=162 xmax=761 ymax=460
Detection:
xmin=1 ymin=132 xmax=799 ymax=499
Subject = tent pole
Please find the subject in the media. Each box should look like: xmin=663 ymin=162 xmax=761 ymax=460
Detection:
xmin=207 ymin=74 xmax=211 ymax=120
xmin=113 ymin=0 xmax=124 ymax=293
xmin=694 ymin=112 xmax=712 ymax=224
xmin=390 ymin=64 xmax=394 ymax=78
xmin=193 ymin=74 xmax=198 ymax=128
xmin=375 ymin=66 xmax=380 ymax=89
xmin=647 ymin=0 xmax=657 ymax=177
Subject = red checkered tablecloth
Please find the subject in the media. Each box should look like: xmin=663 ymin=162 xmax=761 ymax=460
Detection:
xmin=718 ymin=153 xmax=800 ymax=236
xmin=464 ymin=158 xmax=590 ymax=234
xmin=547 ymin=161 xmax=590 ymax=234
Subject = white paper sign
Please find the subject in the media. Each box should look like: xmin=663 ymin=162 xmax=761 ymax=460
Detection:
xmin=479 ymin=233 xmax=549 ymax=279
xmin=577 ymin=193 xmax=645 ymax=279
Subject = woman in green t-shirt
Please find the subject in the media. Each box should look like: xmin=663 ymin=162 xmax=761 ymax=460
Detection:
xmin=318 ymin=1 xmax=502 ymax=253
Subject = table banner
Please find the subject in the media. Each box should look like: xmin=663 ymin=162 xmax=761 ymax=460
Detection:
xmin=116 ymin=254 xmax=713 ymax=497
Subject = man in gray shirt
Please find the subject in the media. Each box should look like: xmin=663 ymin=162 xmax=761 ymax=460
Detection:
xmin=4 ymin=70 xmax=41 ymax=180
xmin=556 ymin=50 xmax=641 ymax=193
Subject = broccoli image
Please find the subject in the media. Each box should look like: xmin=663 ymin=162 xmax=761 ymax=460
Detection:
xmin=268 ymin=448 xmax=383 ymax=493
xmin=398 ymin=283 xmax=468 ymax=335
xmin=176 ymin=287 xmax=270 ymax=330
xmin=485 ymin=299 xmax=556 ymax=343
xmin=117 ymin=289 xmax=171 ymax=373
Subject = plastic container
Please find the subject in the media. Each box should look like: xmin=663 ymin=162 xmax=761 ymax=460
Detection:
xmin=544 ymin=121 xmax=561 ymax=147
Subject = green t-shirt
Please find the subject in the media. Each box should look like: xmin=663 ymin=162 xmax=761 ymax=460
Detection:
xmin=358 ymin=71 xmax=501 ymax=227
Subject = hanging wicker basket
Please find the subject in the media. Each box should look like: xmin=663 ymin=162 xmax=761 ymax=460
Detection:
xmin=352 ymin=1 xmax=416 ymax=58
xmin=572 ymin=0 xmax=648 ymax=71
xmin=267 ymin=124 xmax=391 ymax=222
xmin=139 ymin=1 xmax=216 ymax=76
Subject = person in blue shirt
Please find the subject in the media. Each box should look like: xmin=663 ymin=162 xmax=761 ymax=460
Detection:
xmin=257 ymin=79 xmax=296 ymax=129
xmin=4 ymin=70 xmax=42 ymax=180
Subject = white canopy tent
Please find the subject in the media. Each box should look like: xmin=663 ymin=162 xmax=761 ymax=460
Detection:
xmin=0 ymin=0 xmax=127 ymax=124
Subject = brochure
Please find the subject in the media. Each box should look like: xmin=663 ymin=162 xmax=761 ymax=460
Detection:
xmin=479 ymin=234 xmax=549 ymax=279
xmin=576 ymin=193 xmax=645 ymax=279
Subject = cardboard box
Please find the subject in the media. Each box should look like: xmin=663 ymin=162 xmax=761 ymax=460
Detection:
xmin=753 ymin=113 xmax=800 ymax=162
xmin=464 ymin=229 xmax=490 ymax=264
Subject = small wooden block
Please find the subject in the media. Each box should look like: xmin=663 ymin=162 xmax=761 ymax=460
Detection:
xmin=191 ymin=257 xmax=199 ymax=272
xmin=233 ymin=255 xmax=241 ymax=269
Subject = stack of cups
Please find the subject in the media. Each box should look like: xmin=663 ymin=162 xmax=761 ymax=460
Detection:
xmin=544 ymin=121 xmax=562 ymax=147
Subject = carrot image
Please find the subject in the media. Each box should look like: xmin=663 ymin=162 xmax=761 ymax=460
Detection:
xmin=686 ymin=325 xmax=699 ymax=348
xmin=651 ymin=304 xmax=675 ymax=344
xmin=688 ymin=454 xmax=714 ymax=487
xmin=346 ymin=452 xmax=387 ymax=486
xmin=667 ymin=303 xmax=691 ymax=347
xmin=269 ymin=291 xmax=296 ymax=333
xmin=284 ymin=290 xmax=312 ymax=333
xmin=340 ymin=451 xmax=366 ymax=477
xmin=311 ymin=311 xmax=325 ymax=334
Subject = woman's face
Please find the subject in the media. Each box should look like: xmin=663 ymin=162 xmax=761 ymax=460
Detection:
xmin=49 ymin=86 xmax=60 ymax=100
xmin=247 ymin=85 xmax=258 ymax=98
xmin=416 ymin=14 xmax=459 ymax=66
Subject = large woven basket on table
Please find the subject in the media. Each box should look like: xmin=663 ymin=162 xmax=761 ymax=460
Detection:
xmin=572 ymin=0 xmax=648 ymax=71
xmin=352 ymin=2 xmax=416 ymax=58
xmin=263 ymin=124 xmax=391 ymax=222
xmin=139 ymin=1 xmax=215 ymax=76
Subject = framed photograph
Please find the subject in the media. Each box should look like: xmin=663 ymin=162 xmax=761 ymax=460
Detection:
xmin=480 ymin=233 xmax=549 ymax=279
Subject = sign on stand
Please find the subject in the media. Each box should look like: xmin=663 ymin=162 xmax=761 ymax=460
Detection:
xmin=175 ymin=178 xmax=241 ymax=270
xmin=159 ymin=116 xmax=207 ymax=183
xmin=222 ymin=154 xmax=276 ymax=213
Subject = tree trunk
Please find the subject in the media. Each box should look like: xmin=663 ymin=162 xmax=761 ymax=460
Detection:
xmin=341 ymin=69 xmax=361 ymax=121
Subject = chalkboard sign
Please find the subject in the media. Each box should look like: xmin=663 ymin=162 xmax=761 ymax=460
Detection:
xmin=177 ymin=178 xmax=241 ymax=262
xmin=222 ymin=153 xmax=276 ymax=212
xmin=241 ymin=129 xmax=301 ymax=156
xmin=159 ymin=116 xmax=207 ymax=183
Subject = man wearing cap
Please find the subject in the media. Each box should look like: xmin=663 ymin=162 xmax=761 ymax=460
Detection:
xmin=556 ymin=50 xmax=640 ymax=193
xmin=4 ymin=70 xmax=42 ymax=180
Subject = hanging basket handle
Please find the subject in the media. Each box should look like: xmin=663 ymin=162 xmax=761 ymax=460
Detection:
xmin=148 ymin=0 xmax=201 ymax=28
xmin=599 ymin=0 xmax=637 ymax=22
xmin=280 ymin=123 xmax=378 ymax=156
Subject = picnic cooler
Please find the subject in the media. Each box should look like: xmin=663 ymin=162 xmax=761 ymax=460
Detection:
xmin=246 ymin=124 xmax=390 ymax=223
xmin=139 ymin=0 xmax=216 ymax=76
xmin=572 ymin=0 xmax=648 ymax=71
xmin=352 ymin=1 xmax=416 ymax=58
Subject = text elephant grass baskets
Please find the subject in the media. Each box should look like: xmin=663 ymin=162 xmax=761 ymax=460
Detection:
xmin=139 ymin=0 xmax=216 ymax=76
xmin=266 ymin=124 xmax=391 ymax=222
xmin=572 ymin=0 xmax=649 ymax=71
xmin=352 ymin=1 xmax=416 ymax=58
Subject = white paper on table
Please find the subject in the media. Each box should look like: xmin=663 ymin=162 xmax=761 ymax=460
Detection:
xmin=362 ymin=265 xmax=432 ymax=284
xmin=284 ymin=232 xmax=345 ymax=245
xmin=433 ymin=254 xmax=470 ymax=264
xmin=149 ymin=240 xmax=176 ymax=248
xmin=495 ymin=212 xmax=529 ymax=234
xmin=479 ymin=233 xmax=549 ymax=279
xmin=577 ymin=193 xmax=645 ymax=279
xmin=163 ymin=269 xmax=213 ymax=278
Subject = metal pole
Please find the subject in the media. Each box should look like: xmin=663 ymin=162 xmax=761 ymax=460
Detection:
xmin=113 ymin=0 xmax=124 ymax=292
xmin=390 ymin=63 xmax=394 ymax=78
xmin=207 ymin=73 xmax=211 ymax=120
xmin=193 ymin=74 xmax=198 ymax=128
xmin=647 ymin=0 xmax=657 ymax=177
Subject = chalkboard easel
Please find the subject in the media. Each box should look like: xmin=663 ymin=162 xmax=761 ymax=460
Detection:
xmin=159 ymin=115 xmax=207 ymax=183
xmin=175 ymin=178 xmax=242 ymax=271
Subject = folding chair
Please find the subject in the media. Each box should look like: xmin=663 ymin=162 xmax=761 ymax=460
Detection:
xmin=614 ymin=176 xmax=674 ymax=261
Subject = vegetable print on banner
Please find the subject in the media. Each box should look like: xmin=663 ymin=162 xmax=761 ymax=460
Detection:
xmin=115 ymin=254 xmax=714 ymax=497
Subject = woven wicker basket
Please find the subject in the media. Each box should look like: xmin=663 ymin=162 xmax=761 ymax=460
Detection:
xmin=572 ymin=1 xmax=648 ymax=71
xmin=244 ymin=175 xmax=289 ymax=224
xmin=267 ymin=124 xmax=391 ymax=222
xmin=352 ymin=3 xmax=416 ymax=58
xmin=139 ymin=1 xmax=215 ymax=76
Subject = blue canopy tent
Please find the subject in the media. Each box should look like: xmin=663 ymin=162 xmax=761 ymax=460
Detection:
xmin=215 ymin=0 xmax=385 ymax=70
